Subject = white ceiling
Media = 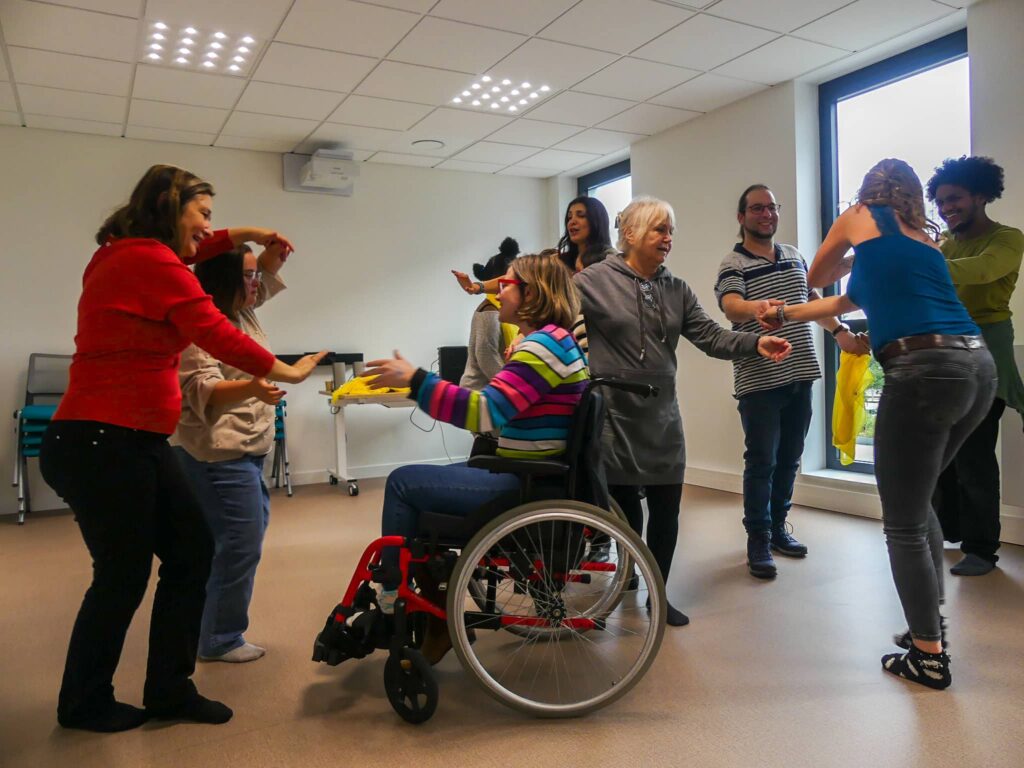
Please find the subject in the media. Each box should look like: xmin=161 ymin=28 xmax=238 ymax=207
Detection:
xmin=0 ymin=0 xmax=971 ymax=178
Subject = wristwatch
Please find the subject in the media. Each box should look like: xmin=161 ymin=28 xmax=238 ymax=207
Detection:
xmin=830 ymin=323 xmax=850 ymax=337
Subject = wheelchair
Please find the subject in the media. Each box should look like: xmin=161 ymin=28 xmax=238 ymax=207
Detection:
xmin=312 ymin=378 xmax=667 ymax=723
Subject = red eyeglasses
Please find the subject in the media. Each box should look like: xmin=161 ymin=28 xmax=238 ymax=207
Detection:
xmin=497 ymin=277 xmax=526 ymax=290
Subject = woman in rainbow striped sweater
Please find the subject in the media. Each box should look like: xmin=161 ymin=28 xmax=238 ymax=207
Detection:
xmin=364 ymin=252 xmax=589 ymax=661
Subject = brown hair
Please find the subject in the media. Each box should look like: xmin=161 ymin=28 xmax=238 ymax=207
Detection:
xmin=512 ymin=253 xmax=580 ymax=330
xmin=857 ymin=158 xmax=939 ymax=238
xmin=96 ymin=164 xmax=215 ymax=255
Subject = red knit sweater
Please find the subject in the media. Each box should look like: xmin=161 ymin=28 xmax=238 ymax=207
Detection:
xmin=54 ymin=230 xmax=276 ymax=434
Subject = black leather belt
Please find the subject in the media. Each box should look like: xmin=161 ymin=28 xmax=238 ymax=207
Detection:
xmin=877 ymin=334 xmax=985 ymax=365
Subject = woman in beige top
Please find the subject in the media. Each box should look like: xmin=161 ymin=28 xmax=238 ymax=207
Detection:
xmin=173 ymin=240 xmax=290 ymax=663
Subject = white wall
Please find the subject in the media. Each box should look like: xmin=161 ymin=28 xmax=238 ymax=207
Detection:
xmin=0 ymin=127 xmax=556 ymax=515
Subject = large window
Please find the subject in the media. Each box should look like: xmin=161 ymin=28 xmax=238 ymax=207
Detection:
xmin=819 ymin=30 xmax=969 ymax=472
xmin=578 ymin=160 xmax=631 ymax=247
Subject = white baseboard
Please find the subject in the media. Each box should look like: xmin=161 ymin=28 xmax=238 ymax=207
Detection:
xmin=684 ymin=465 xmax=1024 ymax=547
xmin=285 ymin=456 xmax=470 ymax=487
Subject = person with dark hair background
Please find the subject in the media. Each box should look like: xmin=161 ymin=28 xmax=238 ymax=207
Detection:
xmin=173 ymin=239 xmax=292 ymax=664
xmin=927 ymin=156 xmax=1024 ymax=576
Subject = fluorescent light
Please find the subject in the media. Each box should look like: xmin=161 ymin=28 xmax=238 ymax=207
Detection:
xmin=471 ymin=100 xmax=480 ymax=106
xmin=510 ymin=89 xmax=519 ymax=96
xmin=150 ymin=43 xmax=162 ymax=51
xmin=210 ymin=42 xmax=222 ymax=50
xmin=500 ymin=96 xmax=509 ymax=103
xmin=176 ymin=57 xmax=188 ymax=64
xmin=519 ymin=99 xmax=527 ymax=105
xmin=461 ymin=90 xmax=470 ymax=97
xmin=202 ymin=61 xmax=215 ymax=68
xmin=452 ymin=97 xmax=462 ymax=103
xmin=229 ymin=65 xmax=240 ymax=72
xmin=521 ymin=82 xmax=531 ymax=88
xmin=242 ymin=36 xmax=255 ymax=44
xmin=152 ymin=33 xmax=165 ymax=40
xmin=508 ymin=106 xmax=517 ymax=112
xmin=529 ymin=92 xmax=538 ymax=99
xmin=178 ymin=47 xmax=190 ymax=55
xmin=238 ymin=46 xmax=250 ymax=53
xmin=490 ymin=103 xmax=499 ymax=109
xmin=181 ymin=38 xmax=194 ymax=45
xmin=147 ymin=53 xmax=161 ymax=60
xmin=481 ymin=75 xmax=491 ymax=82
xmin=471 ymin=83 xmax=480 ymax=90
xmin=501 ymin=79 xmax=511 ymax=85
xmin=491 ymin=86 xmax=500 ymax=93
xmin=540 ymin=85 xmax=550 ymax=92
xmin=481 ymin=93 xmax=490 ymax=100
xmin=185 ymin=27 xmax=197 ymax=35
xmin=206 ymin=52 xmax=218 ymax=59
xmin=154 ymin=22 xmax=168 ymax=30
xmin=214 ymin=31 xmax=227 ymax=39
xmin=233 ymin=56 xmax=244 ymax=62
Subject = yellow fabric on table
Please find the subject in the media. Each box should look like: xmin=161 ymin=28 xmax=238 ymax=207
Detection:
xmin=331 ymin=376 xmax=410 ymax=403
xmin=832 ymin=351 xmax=874 ymax=466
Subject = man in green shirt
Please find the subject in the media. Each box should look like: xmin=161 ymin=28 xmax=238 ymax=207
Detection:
xmin=927 ymin=156 xmax=1024 ymax=576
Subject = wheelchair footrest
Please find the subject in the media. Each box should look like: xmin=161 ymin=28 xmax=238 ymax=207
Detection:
xmin=312 ymin=607 xmax=382 ymax=666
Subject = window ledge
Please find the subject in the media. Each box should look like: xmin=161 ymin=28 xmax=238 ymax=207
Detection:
xmin=801 ymin=468 xmax=877 ymax=487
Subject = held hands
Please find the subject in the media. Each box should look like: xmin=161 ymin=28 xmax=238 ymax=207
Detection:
xmin=365 ymin=350 xmax=416 ymax=389
xmin=247 ymin=377 xmax=286 ymax=405
xmin=756 ymin=301 xmax=785 ymax=331
xmin=836 ymin=330 xmax=871 ymax=355
xmin=757 ymin=336 xmax=792 ymax=363
xmin=252 ymin=229 xmax=295 ymax=258
xmin=452 ymin=270 xmax=480 ymax=295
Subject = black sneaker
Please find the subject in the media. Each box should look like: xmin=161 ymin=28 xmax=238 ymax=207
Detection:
xmin=746 ymin=531 xmax=777 ymax=579
xmin=770 ymin=523 xmax=808 ymax=557
xmin=881 ymin=644 xmax=951 ymax=690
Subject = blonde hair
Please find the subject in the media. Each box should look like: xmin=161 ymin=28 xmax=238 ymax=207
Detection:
xmin=512 ymin=253 xmax=580 ymax=330
xmin=617 ymin=196 xmax=676 ymax=253
xmin=857 ymin=158 xmax=940 ymax=237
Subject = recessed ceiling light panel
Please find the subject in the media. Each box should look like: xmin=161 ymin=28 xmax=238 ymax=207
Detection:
xmin=449 ymin=75 xmax=554 ymax=114
xmin=139 ymin=21 xmax=260 ymax=77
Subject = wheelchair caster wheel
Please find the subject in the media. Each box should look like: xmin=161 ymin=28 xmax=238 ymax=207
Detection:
xmin=383 ymin=648 xmax=437 ymax=724
xmin=348 ymin=482 xmax=359 ymax=497
xmin=329 ymin=476 xmax=338 ymax=486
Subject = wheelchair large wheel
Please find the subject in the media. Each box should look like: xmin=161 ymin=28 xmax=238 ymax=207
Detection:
xmin=480 ymin=497 xmax=633 ymax=640
xmin=447 ymin=500 xmax=665 ymax=718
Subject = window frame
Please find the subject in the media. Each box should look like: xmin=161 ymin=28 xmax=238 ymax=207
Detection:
xmin=577 ymin=159 xmax=631 ymax=197
xmin=818 ymin=29 xmax=968 ymax=474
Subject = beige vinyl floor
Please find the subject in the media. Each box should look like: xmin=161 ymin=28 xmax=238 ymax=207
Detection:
xmin=1 ymin=480 xmax=1022 ymax=768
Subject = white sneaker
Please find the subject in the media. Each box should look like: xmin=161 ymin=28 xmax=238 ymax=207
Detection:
xmin=200 ymin=642 xmax=266 ymax=663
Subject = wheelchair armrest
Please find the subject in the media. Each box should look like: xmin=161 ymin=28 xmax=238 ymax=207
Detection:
xmin=467 ymin=455 xmax=569 ymax=477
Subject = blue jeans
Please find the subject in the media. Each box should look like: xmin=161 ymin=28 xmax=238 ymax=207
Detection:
xmin=380 ymin=463 xmax=521 ymax=586
xmin=737 ymin=381 xmax=813 ymax=534
xmin=175 ymin=448 xmax=270 ymax=657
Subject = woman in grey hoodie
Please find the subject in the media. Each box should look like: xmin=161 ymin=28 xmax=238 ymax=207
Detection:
xmin=575 ymin=196 xmax=792 ymax=626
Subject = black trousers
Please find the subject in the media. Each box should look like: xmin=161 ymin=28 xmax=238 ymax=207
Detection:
xmin=608 ymin=483 xmax=684 ymax=583
xmin=40 ymin=421 xmax=214 ymax=720
xmin=933 ymin=398 xmax=1005 ymax=563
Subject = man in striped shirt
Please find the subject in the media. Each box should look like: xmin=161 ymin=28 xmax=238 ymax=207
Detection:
xmin=715 ymin=184 xmax=868 ymax=579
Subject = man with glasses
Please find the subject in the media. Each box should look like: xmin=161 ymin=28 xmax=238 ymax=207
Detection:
xmin=927 ymin=156 xmax=1024 ymax=576
xmin=715 ymin=184 xmax=868 ymax=579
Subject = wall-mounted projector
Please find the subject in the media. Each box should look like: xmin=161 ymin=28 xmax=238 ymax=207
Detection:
xmin=282 ymin=149 xmax=360 ymax=197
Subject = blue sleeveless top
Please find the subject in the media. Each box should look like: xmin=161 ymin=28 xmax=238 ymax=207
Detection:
xmin=846 ymin=206 xmax=978 ymax=353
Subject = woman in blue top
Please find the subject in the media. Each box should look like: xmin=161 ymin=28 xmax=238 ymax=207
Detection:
xmin=757 ymin=159 xmax=995 ymax=690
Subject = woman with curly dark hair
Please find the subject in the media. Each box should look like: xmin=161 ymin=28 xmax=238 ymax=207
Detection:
xmin=927 ymin=156 xmax=1024 ymax=576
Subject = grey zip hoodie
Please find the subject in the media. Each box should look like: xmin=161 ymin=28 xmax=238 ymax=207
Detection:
xmin=575 ymin=254 xmax=760 ymax=484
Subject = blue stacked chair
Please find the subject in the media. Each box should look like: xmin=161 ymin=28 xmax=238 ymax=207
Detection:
xmin=269 ymin=399 xmax=292 ymax=497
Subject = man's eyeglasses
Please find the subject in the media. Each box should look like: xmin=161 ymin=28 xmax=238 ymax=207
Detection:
xmin=242 ymin=270 xmax=262 ymax=283
xmin=747 ymin=203 xmax=782 ymax=215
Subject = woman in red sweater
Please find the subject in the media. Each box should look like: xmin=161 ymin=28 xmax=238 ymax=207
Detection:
xmin=40 ymin=164 xmax=325 ymax=732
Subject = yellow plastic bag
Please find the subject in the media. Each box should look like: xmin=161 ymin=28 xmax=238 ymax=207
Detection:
xmin=832 ymin=351 xmax=874 ymax=465
xmin=331 ymin=375 xmax=410 ymax=403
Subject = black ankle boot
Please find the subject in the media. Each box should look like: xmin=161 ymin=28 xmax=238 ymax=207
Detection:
xmin=881 ymin=644 xmax=951 ymax=690
xmin=746 ymin=531 xmax=776 ymax=579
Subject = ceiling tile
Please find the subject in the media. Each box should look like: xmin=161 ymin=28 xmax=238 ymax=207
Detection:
xmin=714 ymin=36 xmax=848 ymax=84
xmin=634 ymin=14 xmax=777 ymax=70
xmin=145 ymin=0 xmax=292 ymax=38
xmin=328 ymin=95 xmax=433 ymax=131
xmin=429 ymin=0 xmax=577 ymax=35
xmin=436 ymin=159 xmax=505 ymax=173
xmin=42 ymin=0 xmax=141 ymax=15
xmin=7 ymin=48 xmax=131 ymax=97
xmin=18 ymin=85 xmax=125 ymax=123
xmin=126 ymin=125 xmax=216 ymax=145
xmin=0 ymin=83 xmax=16 ymax=112
xmin=486 ymin=119 xmax=581 ymax=148
xmin=236 ymin=81 xmax=344 ymax=121
xmin=526 ymin=91 xmax=634 ymax=127
xmin=518 ymin=149 xmax=601 ymax=171
xmin=0 ymin=0 xmax=138 ymax=62
xmin=397 ymin=108 xmax=512 ymax=154
xmin=554 ymin=128 xmax=643 ymax=154
xmin=574 ymin=58 xmax=700 ymax=102
xmin=0 ymin=111 xmax=21 ymax=126
xmin=794 ymin=0 xmax=954 ymax=52
xmin=254 ymin=43 xmax=376 ymax=94
xmin=539 ymin=0 xmax=693 ymax=55
xmin=133 ymin=65 xmax=246 ymax=108
xmin=367 ymin=152 xmax=439 ymax=167
xmin=598 ymin=103 xmax=699 ymax=134
xmin=276 ymin=0 xmax=421 ymax=58
xmin=215 ymin=135 xmax=301 ymax=153
xmin=24 ymin=114 xmax=122 ymax=136
xmin=454 ymin=141 xmax=539 ymax=165
xmin=220 ymin=112 xmax=320 ymax=141
xmin=499 ymin=166 xmax=557 ymax=178
xmin=650 ymin=72 xmax=766 ymax=112
xmin=356 ymin=61 xmax=473 ymax=105
xmin=0 ymin=53 xmax=7 ymax=80
xmin=389 ymin=17 xmax=526 ymax=74
xmin=708 ymin=0 xmax=852 ymax=34
xmin=369 ymin=0 xmax=435 ymax=11
xmin=490 ymin=39 xmax=617 ymax=92
xmin=128 ymin=99 xmax=227 ymax=132
xmin=296 ymin=123 xmax=405 ymax=154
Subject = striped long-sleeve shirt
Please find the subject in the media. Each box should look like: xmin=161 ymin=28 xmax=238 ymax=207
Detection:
xmin=412 ymin=324 xmax=589 ymax=458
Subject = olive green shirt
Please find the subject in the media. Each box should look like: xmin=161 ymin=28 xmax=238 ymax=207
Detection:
xmin=941 ymin=223 xmax=1024 ymax=324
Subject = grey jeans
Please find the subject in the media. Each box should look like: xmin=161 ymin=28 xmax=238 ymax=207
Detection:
xmin=874 ymin=344 xmax=997 ymax=641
